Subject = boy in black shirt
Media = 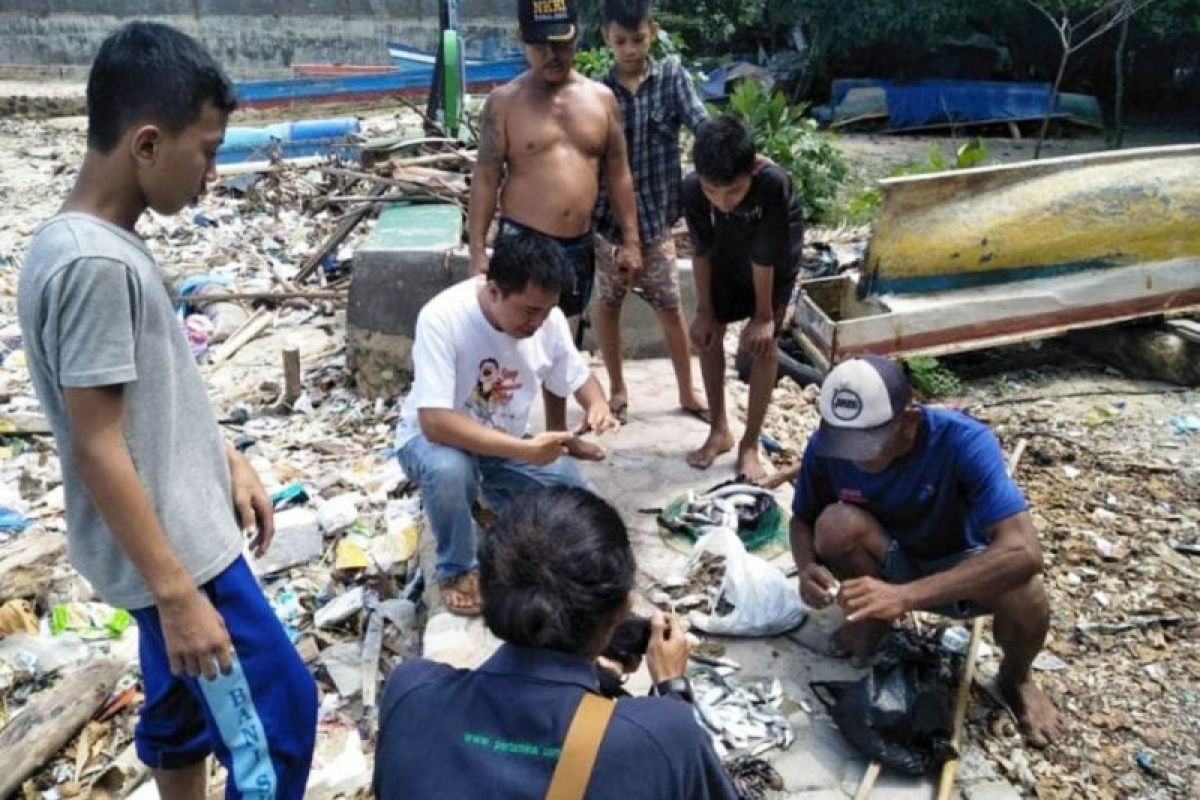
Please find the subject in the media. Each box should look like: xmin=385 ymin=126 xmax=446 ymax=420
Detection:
xmin=682 ymin=116 xmax=804 ymax=481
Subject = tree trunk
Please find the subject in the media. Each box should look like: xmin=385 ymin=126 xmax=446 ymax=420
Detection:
xmin=1035 ymin=49 xmax=1070 ymax=159
xmin=1113 ymin=4 xmax=1131 ymax=148
xmin=0 ymin=532 xmax=67 ymax=600
xmin=0 ymin=659 xmax=129 ymax=798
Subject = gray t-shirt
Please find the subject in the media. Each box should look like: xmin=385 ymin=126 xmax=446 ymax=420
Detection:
xmin=18 ymin=212 xmax=242 ymax=610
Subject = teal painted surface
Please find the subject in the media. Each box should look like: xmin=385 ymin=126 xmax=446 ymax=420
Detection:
xmin=863 ymin=257 xmax=1121 ymax=296
xmin=368 ymin=203 xmax=463 ymax=250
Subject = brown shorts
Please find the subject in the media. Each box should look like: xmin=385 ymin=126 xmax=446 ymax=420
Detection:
xmin=594 ymin=233 xmax=682 ymax=311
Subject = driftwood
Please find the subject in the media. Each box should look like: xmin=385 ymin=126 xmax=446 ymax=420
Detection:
xmin=207 ymin=308 xmax=276 ymax=368
xmin=0 ymin=658 xmax=130 ymax=798
xmin=0 ymin=532 xmax=67 ymax=599
xmin=294 ymin=183 xmax=388 ymax=283
xmin=172 ymin=289 xmax=347 ymax=304
xmin=283 ymin=348 xmax=303 ymax=405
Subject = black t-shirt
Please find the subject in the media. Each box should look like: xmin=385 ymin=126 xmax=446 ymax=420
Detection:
xmin=682 ymin=162 xmax=805 ymax=279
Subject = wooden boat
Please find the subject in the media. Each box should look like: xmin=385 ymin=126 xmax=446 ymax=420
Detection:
xmin=792 ymin=144 xmax=1200 ymax=366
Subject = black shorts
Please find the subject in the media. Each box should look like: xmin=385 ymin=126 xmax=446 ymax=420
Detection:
xmin=496 ymin=218 xmax=595 ymax=317
xmin=710 ymin=257 xmax=799 ymax=324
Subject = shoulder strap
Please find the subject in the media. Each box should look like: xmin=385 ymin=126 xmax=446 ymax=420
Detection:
xmin=545 ymin=692 xmax=617 ymax=800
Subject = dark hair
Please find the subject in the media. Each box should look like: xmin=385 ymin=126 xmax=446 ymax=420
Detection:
xmin=488 ymin=229 xmax=573 ymax=297
xmin=603 ymin=0 xmax=652 ymax=29
xmin=86 ymin=22 xmax=237 ymax=153
xmin=480 ymin=487 xmax=636 ymax=654
xmin=693 ymin=116 xmax=756 ymax=185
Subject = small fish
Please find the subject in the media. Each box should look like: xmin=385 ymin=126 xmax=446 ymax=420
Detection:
xmin=690 ymin=652 xmax=742 ymax=670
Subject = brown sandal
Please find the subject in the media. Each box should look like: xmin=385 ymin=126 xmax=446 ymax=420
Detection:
xmin=439 ymin=571 xmax=482 ymax=617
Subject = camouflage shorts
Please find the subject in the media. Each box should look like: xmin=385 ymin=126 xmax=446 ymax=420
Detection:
xmin=594 ymin=233 xmax=682 ymax=311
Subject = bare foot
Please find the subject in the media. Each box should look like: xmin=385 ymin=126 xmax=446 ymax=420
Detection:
xmin=831 ymin=619 xmax=891 ymax=666
xmin=565 ymin=436 xmax=606 ymax=462
xmin=1000 ymin=674 xmax=1062 ymax=748
xmin=736 ymin=442 xmax=768 ymax=483
xmin=609 ymin=390 xmax=629 ymax=425
xmin=687 ymin=429 xmax=735 ymax=469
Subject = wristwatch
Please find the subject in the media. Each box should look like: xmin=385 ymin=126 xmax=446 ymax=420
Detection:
xmin=652 ymin=676 xmax=694 ymax=704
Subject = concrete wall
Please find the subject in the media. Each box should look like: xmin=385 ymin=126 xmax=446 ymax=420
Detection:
xmin=0 ymin=0 xmax=518 ymax=77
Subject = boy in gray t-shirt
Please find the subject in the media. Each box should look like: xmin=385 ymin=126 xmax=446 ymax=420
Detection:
xmin=18 ymin=23 xmax=316 ymax=798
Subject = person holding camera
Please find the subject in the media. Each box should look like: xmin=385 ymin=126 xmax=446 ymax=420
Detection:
xmin=373 ymin=486 xmax=736 ymax=799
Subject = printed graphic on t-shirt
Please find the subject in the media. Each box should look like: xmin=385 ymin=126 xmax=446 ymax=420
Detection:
xmin=464 ymin=358 xmax=524 ymax=429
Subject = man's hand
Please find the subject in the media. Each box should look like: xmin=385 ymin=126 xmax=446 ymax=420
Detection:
xmin=577 ymin=400 xmax=620 ymax=436
xmin=743 ymin=317 xmax=775 ymax=359
xmin=690 ymin=312 xmax=720 ymax=352
xmin=470 ymin=250 xmax=489 ymax=277
xmin=841 ymin=576 xmax=912 ymax=623
xmin=616 ymin=244 xmax=643 ymax=276
xmin=228 ymin=447 xmax=274 ymax=557
xmin=799 ymin=563 xmax=839 ymax=609
xmin=158 ymin=587 xmax=233 ymax=679
xmin=522 ymin=431 xmax=573 ymax=466
xmin=646 ymin=611 xmax=689 ymax=683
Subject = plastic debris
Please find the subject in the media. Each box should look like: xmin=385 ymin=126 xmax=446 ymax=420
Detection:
xmin=254 ymin=507 xmax=322 ymax=574
xmin=314 ymin=586 xmax=365 ymax=629
xmin=49 ymin=602 xmax=134 ymax=639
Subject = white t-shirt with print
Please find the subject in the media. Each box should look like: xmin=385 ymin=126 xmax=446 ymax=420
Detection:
xmin=395 ymin=277 xmax=590 ymax=450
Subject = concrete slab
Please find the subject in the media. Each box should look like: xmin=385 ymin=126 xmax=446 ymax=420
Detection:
xmin=415 ymin=357 xmax=1021 ymax=800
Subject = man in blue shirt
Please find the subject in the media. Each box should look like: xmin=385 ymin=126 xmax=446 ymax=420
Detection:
xmin=374 ymin=486 xmax=736 ymax=799
xmin=791 ymin=356 xmax=1061 ymax=747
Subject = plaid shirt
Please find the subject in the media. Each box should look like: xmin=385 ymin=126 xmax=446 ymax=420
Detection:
xmin=594 ymin=56 xmax=709 ymax=244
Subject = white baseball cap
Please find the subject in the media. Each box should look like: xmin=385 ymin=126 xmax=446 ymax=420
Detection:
xmin=816 ymin=355 xmax=912 ymax=461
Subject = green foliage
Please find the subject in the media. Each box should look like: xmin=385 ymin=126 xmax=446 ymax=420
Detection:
xmin=844 ymin=139 xmax=989 ymax=223
xmin=574 ymin=46 xmax=614 ymax=78
xmin=574 ymin=26 xmax=690 ymax=79
xmin=904 ymin=355 xmax=964 ymax=398
xmin=658 ymin=0 xmax=764 ymax=48
xmin=722 ymin=80 xmax=849 ymax=225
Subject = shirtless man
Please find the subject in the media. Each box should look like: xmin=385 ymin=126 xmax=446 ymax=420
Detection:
xmin=469 ymin=0 xmax=641 ymax=456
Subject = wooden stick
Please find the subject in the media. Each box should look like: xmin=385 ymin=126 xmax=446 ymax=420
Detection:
xmin=283 ymin=348 xmax=302 ymax=405
xmin=294 ymin=183 xmax=388 ymax=283
xmin=0 ymin=659 xmax=129 ymax=798
xmin=853 ymin=761 xmax=882 ymax=800
xmin=937 ymin=617 xmax=985 ymax=800
xmin=173 ymin=289 xmax=347 ymax=304
xmin=937 ymin=436 xmax=1028 ymax=800
xmin=207 ymin=308 xmax=275 ymax=367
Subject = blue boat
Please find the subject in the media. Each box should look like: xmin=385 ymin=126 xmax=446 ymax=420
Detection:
xmin=238 ymin=51 xmax=525 ymax=108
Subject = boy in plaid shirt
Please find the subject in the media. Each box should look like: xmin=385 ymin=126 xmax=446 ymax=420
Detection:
xmin=592 ymin=0 xmax=709 ymax=424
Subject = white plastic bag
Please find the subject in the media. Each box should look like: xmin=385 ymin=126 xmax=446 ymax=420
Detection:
xmin=688 ymin=526 xmax=806 ymax=637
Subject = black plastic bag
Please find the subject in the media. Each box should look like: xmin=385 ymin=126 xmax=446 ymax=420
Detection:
xmin=812 ymin=633 xmax=958 ymax=776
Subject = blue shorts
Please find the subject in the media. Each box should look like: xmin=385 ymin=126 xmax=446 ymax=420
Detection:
xmin=879 ymin=542 xmax=989 ymax=619
xmin=129 ymin=556 xmax=317 ymax=799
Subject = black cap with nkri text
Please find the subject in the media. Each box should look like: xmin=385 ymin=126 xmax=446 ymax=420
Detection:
xmin=519 ymin=0 xmax=578 ymax=43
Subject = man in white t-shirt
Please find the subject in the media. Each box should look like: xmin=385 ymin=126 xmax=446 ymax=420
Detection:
xmin=396 ymin=230 xmax=619 ymax=615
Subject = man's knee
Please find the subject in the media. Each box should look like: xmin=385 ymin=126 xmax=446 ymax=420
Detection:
xmin=419 ymin=445 xmax=478 ymax=499
xmin=989 ymin=574 xmax=1050 ymax=626
xmin=813 ymin=503 xmax=883 ymax=561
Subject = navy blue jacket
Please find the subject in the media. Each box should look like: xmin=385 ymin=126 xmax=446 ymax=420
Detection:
xmin=373 ymin=643 xmax=737 ymax=799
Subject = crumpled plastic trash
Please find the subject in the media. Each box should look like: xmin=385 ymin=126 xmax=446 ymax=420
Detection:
xmin=306 ymin=723 xmax=371 ymax=799
xmin=50 ymin=602 xmax=134 ymax=640
xmin=0 ymin=599 xmax=39 ymax=635
xmin=0 ymin=507 xmax=30 ymax=533
xmin=812 ymin=633 xmax=957 ymax=776
xmin=1170 ymin=415 xmax=1200 ymax=436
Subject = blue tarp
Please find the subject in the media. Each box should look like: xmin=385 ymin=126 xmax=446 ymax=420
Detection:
xmin=831 ymin=79 xmax=1095 ymax=128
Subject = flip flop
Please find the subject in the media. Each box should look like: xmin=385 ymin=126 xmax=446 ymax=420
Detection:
xmin=439 ymin=571 xmax=482 ymax=617
xmin=681 ymin=405 xmax=712 ymax=424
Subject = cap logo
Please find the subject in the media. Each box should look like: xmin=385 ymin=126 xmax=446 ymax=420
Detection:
xmin=831 ymin=389 xmax=863 ymax=422
xmin=532 ymin=0 xmax=568 ymax=18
